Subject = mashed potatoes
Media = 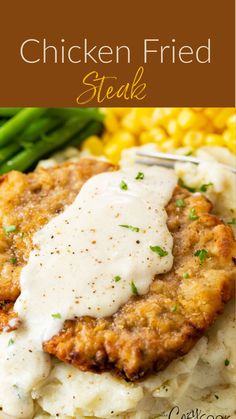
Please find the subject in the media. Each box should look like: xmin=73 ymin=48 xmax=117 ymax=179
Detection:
xmin=28 ymin=299 xmax=235 ymax=419
xmin=13 ymin=146 xmax=236 ymax=419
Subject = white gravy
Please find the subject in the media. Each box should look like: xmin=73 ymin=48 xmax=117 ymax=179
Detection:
xmin=0 ymin=165 xmax=176 ymax=418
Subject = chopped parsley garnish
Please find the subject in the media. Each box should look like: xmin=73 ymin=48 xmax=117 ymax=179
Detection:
xmin=171 ymin=304 xmax=178 ymax=313
xmin=179 ymin=179 xmax=214 ymax=194
xmin=8 ymin=338 xmax=14 ymax=346
xmin=182 ymin=272 xmax=190 ymax=279
xmin=188 ymin=208 xmax=199 ymax=221
xmin=51 ymin=313 xmax=62 ymax=319
xmin=119 ymin=224 xmax=140 ymax=232
xmin=176 ymin=198 xmax=186 ymax=208
xmin=130 ymin=281 xmax=138 ymax=295
xmin=224 ymin=359 xmax=230 ymax=366
xmin=120 ymin=180 xmax=128 ymax=190
xmin=185 ymin=151 xmax=193 ymax=156
xmin=9 ymin=257 xmax=17 ymax=265
xmin=178 ymin=178 xmax=196 ymax=193
xmin=194 ymin=249 xmax=209 ymax=264
xmin=199 ymin=182 xmax=213 ymax=192
xmin=114 ymin=275 xmax=121 ymax=282
xmin=228 ymin=218 xmax=236 ymax=225
xmin=3 ymin=225 xmax=17 ymax=234
xmin=135 ymin=172 xmax=144 ymax=180
xmin=150 ymin=246 xmax=168 ymax=257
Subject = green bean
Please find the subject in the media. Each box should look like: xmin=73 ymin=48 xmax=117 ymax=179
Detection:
xmin=0 ymin=117 xmax=90 ymax=174
xmin=17 ymin=116 xmax=61 ymax=143
xmin=0 ymin=119 xmax=8 ymax=127
xmin=70 ymin=121 xmax=104 ymax=146
xmin=49 ymin=108 xmax=104 ymax=122
xmin=0 ymin=108 xmax=47 ymax=147
xmin=0 ymin=108 xmax=22 ymax=117
xmin=0 ymin=143 xmax=22 ymax=164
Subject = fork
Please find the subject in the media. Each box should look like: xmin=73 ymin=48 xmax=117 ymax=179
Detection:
xmin=135 ymin=150 xmax=236 ymax=174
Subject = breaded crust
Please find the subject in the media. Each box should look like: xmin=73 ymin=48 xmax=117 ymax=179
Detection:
xmin=43 ymin=185 xmax=236 ymax=380
xmin=0 ymin=160 xmax=235 ymax=380
xmin=0 ymin=302 xmax=17 ymax=332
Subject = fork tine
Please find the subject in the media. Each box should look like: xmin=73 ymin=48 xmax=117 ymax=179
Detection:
xmin=135 ymin=159 xmax=174 ymax=169
xmin=136 ymin=150 xmax=199 ymax=164
xmin=135 ymin=151 xmax=236 ymax=174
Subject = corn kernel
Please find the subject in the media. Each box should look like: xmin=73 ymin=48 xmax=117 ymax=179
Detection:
xmin=167 ymin=108 xmax=181 ymax=116
xmin=104 ymin=111 xmax=119 ymax=133
xmin=110 ymin=108 xmax=130 ymax=118
xmin=178 ymin=109 xmax=198 ymax=130
xmin=227 ymin=114 xmax=236 ymax=130
xmin=183 ymin=131 xmax=205 ymax=148
xmin=205 ymin=134 xmax=224 ymax=147
xmin=82 ymin=136 xmax=104 ymax=155
xmin=139 ymin=132 xmax=153 ymax=145
xmin=134 ymin=109 xmax=153 ymax=130
xmin=122 ymin=110 xmax=142 ymax=134
xmin=151 ymin=108 xmax=172 ymax=126
xmin=112 ymin=131 xmax=136 ymax=148
xmin=104 ymin=141 xmax=122 ymax=164
xmin=223 ymin=130 xmax=236 ymax=153
xmin=140 ymin=115 xmax=153 ymax=130
xmin=135 ymin=108 xmax=154 ymax=117
xmin=160 ymin=139 xmax=178 ymax=152
xmin=139 ymin=128 xmax=167 ymax=145
xmin=204 ymin=108 xmax=220 ymax=119
xmin=101 ymin=132 xmax=112 ymax=145
xmin=213 ymin=109 xmax=235 ymax=130
xmin=166 ymin=119 xmax=183 ymax=139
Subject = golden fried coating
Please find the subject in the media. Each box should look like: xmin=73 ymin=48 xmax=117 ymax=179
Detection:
xmin=0 ymin=302 xmax=18 ymax=332
xmin=44 ymin=186 xmax=236 ymax=380
xmin=0 ymin=160 xmax=235 ymax=380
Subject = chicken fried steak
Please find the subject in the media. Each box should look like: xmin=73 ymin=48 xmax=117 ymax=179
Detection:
xmin=44 ymin=185 xmax=235 ymax=380
xmin=0 ymin=160 xmax=235 ymax=380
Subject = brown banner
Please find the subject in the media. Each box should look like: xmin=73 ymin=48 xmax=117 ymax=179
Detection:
xmin=0 ymin=0 xmax=234 ymax=106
